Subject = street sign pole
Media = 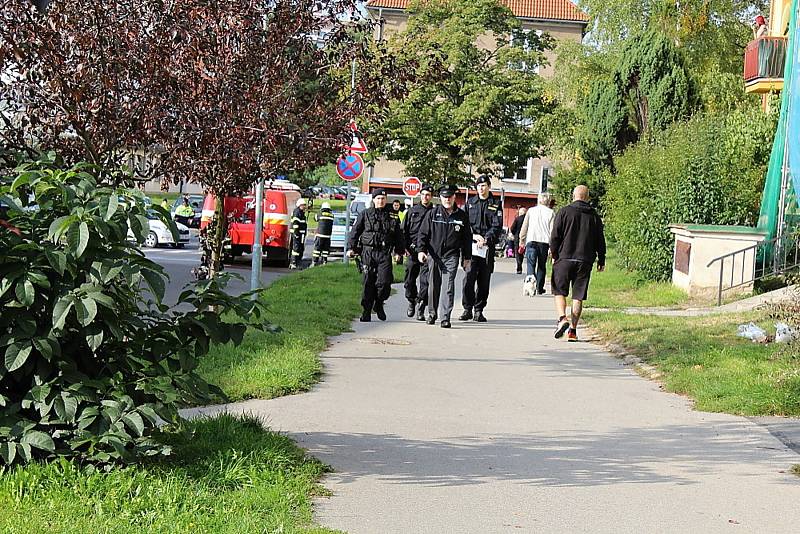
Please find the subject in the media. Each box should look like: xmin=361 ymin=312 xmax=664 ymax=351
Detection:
xmin=343 ymin=183 xmax=352 ymax=264
xmin=250 ymin=176 xmax=265 ymax=298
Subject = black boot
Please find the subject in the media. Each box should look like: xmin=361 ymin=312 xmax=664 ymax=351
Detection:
xmin=360 ymin=309 xmax=371 ymax=322
xmin=458 ymin=309 xmax=473 ymax=321
xmin=374 ymin=301 xmax=387 ymax=321
xmin=426 ymin=314 xmax=437 ymax=325
xmin=406 ymin=301 xmax=416 ymax=318
xmin=474 ymin=311 xmax=487 ymax=323
xmin=415 ymin=303 xmax=426 ymax=321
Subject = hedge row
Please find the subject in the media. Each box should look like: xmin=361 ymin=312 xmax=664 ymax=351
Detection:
xmin=604 ymin=106 xmax=776 ymax=281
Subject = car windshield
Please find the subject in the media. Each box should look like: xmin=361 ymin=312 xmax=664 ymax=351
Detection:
xmin=334 ymin=215 xmax=348 ymax=226
xmin=145 ymin=210 xmax=160 ymax=221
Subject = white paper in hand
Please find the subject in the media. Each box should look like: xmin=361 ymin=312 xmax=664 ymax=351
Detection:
xmin=472 ymin=242 xmax=488 ymax=258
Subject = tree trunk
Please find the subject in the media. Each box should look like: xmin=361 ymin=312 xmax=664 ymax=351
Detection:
xmin=209 ymin=193 xmax=227 ymax=279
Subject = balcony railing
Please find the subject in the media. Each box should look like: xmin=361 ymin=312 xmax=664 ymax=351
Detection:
xmin=744 ymin=36 xmax=787 ymax=85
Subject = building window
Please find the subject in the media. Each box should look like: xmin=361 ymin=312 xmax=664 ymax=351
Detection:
xmin=503 ymin=158 xmax=530 ymax=183
xmin=540 ymin=166 xmax=550 ymax=192
xmin=508 ymin=29 xmax=541 ymax=74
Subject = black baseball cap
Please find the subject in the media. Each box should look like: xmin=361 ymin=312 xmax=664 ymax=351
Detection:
xmin=475 ymin=175 xmax=491 ymax=186
xmin=420 ymin=183 xmax=434 ymax=194
xmin=439 ymin=184 xmax=458 ymax=198
xmin=372 ymin=188 xmax=387 ymax=198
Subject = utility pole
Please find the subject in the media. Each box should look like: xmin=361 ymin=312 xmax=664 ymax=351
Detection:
xmin=250 ymin=176 xmax=265 ymax=297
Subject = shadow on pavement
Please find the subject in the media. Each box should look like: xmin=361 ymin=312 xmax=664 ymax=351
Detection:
xmin=291 ymin=423 xmax=794 ymax=489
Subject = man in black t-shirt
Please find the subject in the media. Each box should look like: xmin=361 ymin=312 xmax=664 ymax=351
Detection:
xmin=550 ymin=185 xmax=606 ymax=342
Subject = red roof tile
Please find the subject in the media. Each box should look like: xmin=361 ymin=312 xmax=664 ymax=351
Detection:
xmin=366 ymin=0 xmax=589 ymax=23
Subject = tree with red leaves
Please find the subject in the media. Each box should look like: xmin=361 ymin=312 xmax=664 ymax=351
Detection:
xmin=0 ymin=1 xmax=174 ymax=179
xmin=158 ymin=0 xmax=406 ymax=274
xmin=1 ymin=0 xmax=407 ymax=275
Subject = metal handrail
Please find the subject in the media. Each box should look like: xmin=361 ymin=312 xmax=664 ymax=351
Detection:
xmin=706 ymin=234 xmax=800 ymax=306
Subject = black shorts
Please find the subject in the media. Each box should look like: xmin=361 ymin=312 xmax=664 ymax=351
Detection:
xmin=551 ymin=260 xmax=593 ymax=301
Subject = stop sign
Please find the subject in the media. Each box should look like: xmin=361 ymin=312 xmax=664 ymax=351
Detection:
xmin=403 ymin=177 xmax=422 ymax=198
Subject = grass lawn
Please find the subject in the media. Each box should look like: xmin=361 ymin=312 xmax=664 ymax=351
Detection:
xmin=0 ymin=414 xmax=338 ymax=533
xmin=585 ymin=309 xmax=800 ymax=416
xmin=584 ymin=246 xmax=689 ymax=309
xmin=146 ymin=191 xmax=181 ymax=205
xmin=198 ymin=262 xmax=363 ymax=400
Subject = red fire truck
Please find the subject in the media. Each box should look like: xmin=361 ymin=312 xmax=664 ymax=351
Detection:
xmin=200 ymin=181 xmax=302 ymax=267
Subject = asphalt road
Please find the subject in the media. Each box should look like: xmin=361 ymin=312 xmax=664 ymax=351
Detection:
xmin=142 ymin=234 xmax=319 ymax=305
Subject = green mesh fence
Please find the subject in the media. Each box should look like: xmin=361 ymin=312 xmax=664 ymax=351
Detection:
xmin=758 ymin=0 xmax=799 ymax=242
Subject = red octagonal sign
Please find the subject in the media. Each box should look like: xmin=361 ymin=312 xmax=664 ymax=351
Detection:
xmin=403 ymin=177 xmax=422 ymax=198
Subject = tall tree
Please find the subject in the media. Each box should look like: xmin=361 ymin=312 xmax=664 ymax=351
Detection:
xmin=2 ymin=1 xmax=409 ymax=275
xmin=157 ymin=0 xmax=406 ymax=274
xmin=576 ymin=31 xmax=698 ymax=168
xmin=0 ymin=0 xmax=174 ymax=180
xmin=370 ymin=0 xmax=554 ymax=185
xmin=580 ymin=0 xmax=768 ymax=73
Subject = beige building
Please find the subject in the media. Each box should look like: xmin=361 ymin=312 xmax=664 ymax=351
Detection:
xmin=364 ymin=0 xmax=588 ymax=222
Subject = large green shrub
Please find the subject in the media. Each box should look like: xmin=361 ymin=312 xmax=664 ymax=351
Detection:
xmin=576 ymin=31 xmax=698 ymax=168
xmin=0 ymin=160 xmax=266 ymax=465
xmin=550 ymin=164 xmax=611 ymax=212
xmin=605 ymin=106 xmax=776 ymax=281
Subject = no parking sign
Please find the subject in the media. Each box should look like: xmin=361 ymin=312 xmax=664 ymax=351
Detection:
xmin=336 ymin=154 xmax=364 ymax=182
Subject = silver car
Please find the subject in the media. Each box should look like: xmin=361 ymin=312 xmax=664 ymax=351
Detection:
xmin=330 ymin=211 xmax=356 ymax=255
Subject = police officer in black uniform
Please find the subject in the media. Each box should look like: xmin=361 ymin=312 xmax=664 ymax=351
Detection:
xmin=347 ymin=189 xmax=404 ymax=322
xmin=460 ymin=175 xmax=504 ymax=322
xmin=402 ymin=183 xmax=435 ymax=321
xmin=289 ymin=198 xmax=308 ymax=269
xmin=417 ymin=184 xmax=472 ymax=328
xmin=312 ymin=201 xmax=334 ymax=266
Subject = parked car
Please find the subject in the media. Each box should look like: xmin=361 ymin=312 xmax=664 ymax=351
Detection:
xmin=349 ymin=193 xmax=373 ymax=217
xmin=170 ymin=195 xmax=204 ymax=228
xmin=131 ymin=210 xmax=191 ymax=248
xmin=330 ymin=211 xmax=357 ymax=255
xmin=331 ymin=187 xmax=346 ymax=200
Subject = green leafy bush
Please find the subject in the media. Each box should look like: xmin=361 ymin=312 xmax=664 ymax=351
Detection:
xmin=605 ymin=106 xmax=777 ymax=280
xmin=0 ymin=160 xmax=266 ymax=465
xmin=550 ymin=164 xmax=611 ymax=212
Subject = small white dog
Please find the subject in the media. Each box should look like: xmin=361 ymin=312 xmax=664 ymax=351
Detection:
xmin=522 ymin=275 xmax=537 ymax=297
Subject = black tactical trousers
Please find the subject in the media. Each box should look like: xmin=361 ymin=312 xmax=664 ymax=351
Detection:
xmin=290 ymin=233 xmax=306 ymax=266
xmin=312 ymin=237 xmax=330 ymax=265
xmin=428 ymin=252 xmax=459 ymax=321
xmin=462 ymin=254 xmax=493 ymax=312
xmin=361 ymin=248 xmax=393 ymax=311
xmin=404 ymin=252 xmax=429 ymax=307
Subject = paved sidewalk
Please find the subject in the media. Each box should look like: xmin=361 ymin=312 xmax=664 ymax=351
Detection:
xmin=191 ymin=261 xmax=800 ymax=533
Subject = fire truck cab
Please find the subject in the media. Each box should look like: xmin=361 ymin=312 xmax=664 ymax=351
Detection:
xmin=200 ymin=181 xmax=302 ymax=267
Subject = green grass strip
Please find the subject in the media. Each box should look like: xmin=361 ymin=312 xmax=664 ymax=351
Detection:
xmin=0 ymin=414 xmax=340 ymax=533
xmin=199 ymin=262 xmax=363 ymax=401
xmin=586 ymin=310 xmax=800 ymax=416
xmin=584 ymin=246 xmax=689 ymax=309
